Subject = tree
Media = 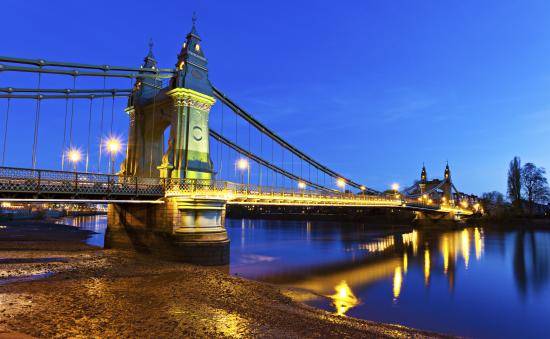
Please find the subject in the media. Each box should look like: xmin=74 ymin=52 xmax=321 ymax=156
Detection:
xmin=507 ymin=157 xmax=522 ymax=209
xmin=481 ymin=191 xmax=506 ymax=216
xmin=521 ymin=163 xmax=550 ymax=215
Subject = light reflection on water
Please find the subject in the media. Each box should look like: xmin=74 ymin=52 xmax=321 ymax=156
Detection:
xmin=227 ymin=219 xmax=550 ymax=338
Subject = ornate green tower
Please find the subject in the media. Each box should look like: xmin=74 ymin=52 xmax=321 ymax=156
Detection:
xmin=160 ymin=14 xmax=216 ymax=180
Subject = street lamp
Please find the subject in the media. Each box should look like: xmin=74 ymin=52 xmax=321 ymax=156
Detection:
xmin=67 ymin=148 xmax=82 ymax=173
xmin=298 ymin=181 xmax=306 ymax=190
xmin=391 ymin=183 xmax=400 ymax=198
xmin=236 ymin=158 xmax=250 ymax=186
xmin=336 ymin=178 xmax=346 ymax=193
xmin=105 ymin=137 xmax=122 ymax=175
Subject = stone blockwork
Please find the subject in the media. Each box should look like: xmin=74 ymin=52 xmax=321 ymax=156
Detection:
xmin=107 ymin=196 xmax=229 ymax=265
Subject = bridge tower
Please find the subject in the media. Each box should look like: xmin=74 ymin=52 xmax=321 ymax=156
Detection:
xmin=442 ymin=162 xmax=453 ymax=204
xmin=419 ymin=164 xmax=427 ymax=195
xmin=109 ymin=16 xmax=229 ymax=265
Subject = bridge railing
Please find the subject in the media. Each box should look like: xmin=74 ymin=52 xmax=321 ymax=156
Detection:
xmin=163 ymin=178 xmax=407 ymax=203
xmin=0 ymin=166 xmax=164 ymax=197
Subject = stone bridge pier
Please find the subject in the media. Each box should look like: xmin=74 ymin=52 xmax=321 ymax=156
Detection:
xmin=106 ymin=196 xmax=229 ymax=265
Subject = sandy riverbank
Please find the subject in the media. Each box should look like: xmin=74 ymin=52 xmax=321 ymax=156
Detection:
xmin=0 ymin=221 xmax=449 ymax=338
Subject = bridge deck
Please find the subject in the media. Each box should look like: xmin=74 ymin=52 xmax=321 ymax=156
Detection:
xmin=0 ymin=167 xmax=472 ymax=215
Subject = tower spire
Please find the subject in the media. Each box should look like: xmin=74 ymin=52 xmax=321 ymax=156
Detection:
xmin=172 ymin=13 xmax=212 ymax=95
xmin=148 ymin=38 xmax=154 ymax=59
xmin=421 ymin=163 xmax=427 ymax=183
xmin=444 ymin=162 xmax=451 ymax=180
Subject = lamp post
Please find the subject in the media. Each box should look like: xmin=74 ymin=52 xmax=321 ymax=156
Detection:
xmin=105 ymin=137 xmax=121 ymax=175
xmin=336 ymin=178 xmax=346 ymax=193
xmin=237 ymin=158 xmax=250 ymax=186
xmin=391 ymin=183 xmax=400 ymax=199
xmin=67 ymin=148 xmax=82 ymax=173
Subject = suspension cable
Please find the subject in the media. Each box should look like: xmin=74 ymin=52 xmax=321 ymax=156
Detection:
xmin=210 ymin=129 xmax=333 ymax=193
xmin=0 ymin=64 xmax=174 ymax=79
xmin=98 ymin=75 xmax=106 ymax=172
xmin=0 ymin=56 xmax=175 ymax=73
xmin=213 ymin=87 xmax=378 ymax=193
xmin=110 ymin=92 xmax=115 ymax=135
xmin=85 ymin=97 xmax=93 ymax=172
xmin=2 ymin=97 xmax=11 ymax=166
xmin=68 ymin=76 xmax=76 ymax=147
xmin=61 ymin=94 xmax=69 ymax=170
xmin=31 ymin=70 xmax=42 ymax=169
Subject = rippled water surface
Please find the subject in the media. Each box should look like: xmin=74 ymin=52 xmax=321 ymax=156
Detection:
xmin=227 ymin=219 xmax=550 ymax=338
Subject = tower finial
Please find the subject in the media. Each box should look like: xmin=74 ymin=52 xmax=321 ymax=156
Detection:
xmin=148 ymin=38 xmax=154 ymax=57
xmin=192 ymin=11 xmax=197 ymax=26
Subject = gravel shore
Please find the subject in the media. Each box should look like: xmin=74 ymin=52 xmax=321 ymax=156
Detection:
xmin=0 ymin=221 xmax=450 ymax=338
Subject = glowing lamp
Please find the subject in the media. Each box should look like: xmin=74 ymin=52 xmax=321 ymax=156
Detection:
xmin=68 ymin=149 xmax=82 ymax=163
xmin=237 ymin=158 xmax=249 ymax=170
xmin=106 ymin=137 xmax=122 ymax=154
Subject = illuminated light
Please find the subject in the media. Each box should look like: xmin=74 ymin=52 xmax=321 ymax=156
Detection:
xmin=474 ymin=227 xmax=483 ymax=260
xmin=67 ymin=148 xmax=82 ymax=164
xmin=393 ymin=266 xmax=403 ymax=300
xmin=298 ymin=181 xmax=306 ymax=189
xmin=358 ymin=236 xmax=395 ymax=253
xmin=424 ymin=248 xmax=430 ymax=285
xmin=417 ymin=197 xmax=422 ymax=202
xmin=428 ymin=199 xmax=433 ymax=204
xmin=336 ymin=178 xmax=346 ymax=189
xmin=461 ymin=200 xmax=469 ymax=208
xmin=237 ymin=158 xmax=249 ymax=170
xmin=330 ymin=280 xmax=359 ymax=316
xmin=195 ymin=43 xmax=200 ymax=52
xmin=402 ymin=230 xmax=418 ymax=255
xmin=422 ymin=194 xmax=427 ymax=199
xmin=442 ymin=196 xmax=447 ymax=202
xmin=442 ymin=236 xmax=449 ymax=274
xmin=403 ymin=253 xmax=408 ymax=273
xmin=360 ymin=185 xmax=366 ymax=191
xmin=461 ymin=229 xmax=470 ymax=269
xmin=183 ymin=42 xmax=187 ymax=48
xmin=391 ymin=183 xmax=400 ymax=191
xmin=105 ymin=137 xmax=122 ymax=155
xmin=178 ymin=61 xmax=185 ymax=70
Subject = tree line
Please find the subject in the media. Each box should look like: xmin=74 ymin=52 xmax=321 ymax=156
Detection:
xmin=481 ymin=156 xmax=550 ymax=217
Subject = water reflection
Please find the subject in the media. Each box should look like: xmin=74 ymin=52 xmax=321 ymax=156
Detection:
xmin=513 ymin=230 xmax=550 ymax=296
xmin=55 ymin=215 xmax=107 ymax=247
xmin=228 ymin=220 xmax=550 ymax=338
xmin=392 ymin=266 xmax=402 ymax=300
xmin=331 ymin=280 xmax=360 ymax=316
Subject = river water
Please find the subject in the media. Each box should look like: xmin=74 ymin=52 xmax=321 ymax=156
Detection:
xmin=64 ymin=215 xmax=550 ymax=338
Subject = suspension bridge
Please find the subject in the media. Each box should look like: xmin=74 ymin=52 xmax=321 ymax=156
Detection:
xmin=0 ymin=16 xmax=478 ymax=264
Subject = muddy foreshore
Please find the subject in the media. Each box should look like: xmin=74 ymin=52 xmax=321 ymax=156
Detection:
xmin=0 ymin=221 xmax=449 ymax=338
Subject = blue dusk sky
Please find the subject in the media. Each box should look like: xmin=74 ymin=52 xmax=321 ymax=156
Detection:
xmin=2 ymin=0 xmax=549 ymax=195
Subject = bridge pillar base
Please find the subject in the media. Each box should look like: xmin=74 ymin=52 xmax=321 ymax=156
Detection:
xmin=107 ymin=196 xmax=229 ymax=265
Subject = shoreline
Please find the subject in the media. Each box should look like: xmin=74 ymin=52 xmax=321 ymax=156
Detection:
xmin=0 ymin=221 xmax=450 ymax=338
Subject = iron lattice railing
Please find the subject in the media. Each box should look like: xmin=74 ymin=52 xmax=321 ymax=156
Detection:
xmin=0 ymin=166 xmax=164 ymax=197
